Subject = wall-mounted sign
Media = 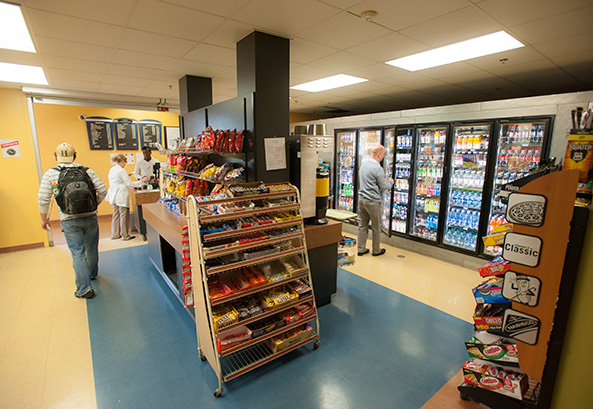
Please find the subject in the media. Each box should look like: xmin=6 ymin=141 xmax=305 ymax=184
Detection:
xmin=113 ymin=118 xmax=139 ymax=150
xmin=86 ymin=117 xmax=113 ymax=150
xmin=506 ymin=193 xmax=547 ymax=227
xmin=502 ymin=271 xmax=541 ymax=307
xmin=264 ymin=137 xmax=287 ymax=171
xmin=1 ymin=139 xmax=21 ymax=157
xmin=139 ymin=119 xmax=162 ymax=149
xmin=503 ymin=309 xmax=540 ymax=345
xmin=502 ymin=232 xmax=542 ymax=267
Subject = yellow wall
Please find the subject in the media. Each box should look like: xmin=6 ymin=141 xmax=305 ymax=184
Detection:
xmin=33 ymin=103 xmax=179 ymax=220
xmin=552 ymin=207 xmax=593 ymax=408
xmin=0 ymin=89 xmax=47 ymax=249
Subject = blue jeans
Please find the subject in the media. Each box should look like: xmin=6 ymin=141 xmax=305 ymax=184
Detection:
xmin=61 ymin=214 xmax=99 ymax=296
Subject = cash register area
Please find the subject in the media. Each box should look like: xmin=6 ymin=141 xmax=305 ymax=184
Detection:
xmin=0 ymin=218 xmax=484 ymax=409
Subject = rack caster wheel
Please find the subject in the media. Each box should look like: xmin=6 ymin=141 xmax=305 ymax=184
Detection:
xmin=198 ymin=351 xmax=206 ymax=361
xmin=459 ymin=392 xmax=470 ymax=401
xmin=200 ymin=355 xmax=207 ymax=362
xmin=214 ymin=388 xmax=223 ymax=398
xmin=313 ymin=340 xmax=320 ymax=350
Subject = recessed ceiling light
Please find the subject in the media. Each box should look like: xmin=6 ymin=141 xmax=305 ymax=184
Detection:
xmin=291 ymin=74 xmax=368 ymax=92
xmin=385 ymin=31 xmax=524 ymax=71
xmin=0 ymin=62 xmax=48 ymax=85
xmin=0 ymin=2 xmax=36 ymax=53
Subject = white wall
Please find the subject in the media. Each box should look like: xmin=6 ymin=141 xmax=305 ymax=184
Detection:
xmin=293 ymin=90 xmax=593 ymax=164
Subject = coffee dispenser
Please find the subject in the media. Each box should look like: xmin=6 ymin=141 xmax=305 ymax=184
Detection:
xmin=289 ymin=124 xmax=334 ymax=224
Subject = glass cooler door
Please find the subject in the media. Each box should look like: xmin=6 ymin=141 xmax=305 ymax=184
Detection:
xmin=443 ymin=123 xmax=491 ymax=252
xmin=336 ymin=130 xmax=356 ymax=212
xmin=382 ymin=127 xmax=396 ymax=232
xmin=391 ymin=126 xmax=414 ymax=235
xmin=410 ymin=126 xmax=448 ymax=242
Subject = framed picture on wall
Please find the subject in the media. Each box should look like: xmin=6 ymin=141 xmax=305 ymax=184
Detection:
xmin=113 ymin=118 xmax=139 ymax=150
xmin=164 ymin=126 xmax=180 ymax=150
xmin=86 ymin=117 xmax=114 ymax=150
xmin=139 ymin=119 xmax=162 ymax=149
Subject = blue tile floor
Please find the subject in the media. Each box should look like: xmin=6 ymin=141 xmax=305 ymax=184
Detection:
xmin=88 ymin=245 xmax=472 ymax=409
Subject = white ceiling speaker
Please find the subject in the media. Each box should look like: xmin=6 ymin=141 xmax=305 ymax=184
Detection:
xmin=360 ymin=10 xmax=377 ymax=22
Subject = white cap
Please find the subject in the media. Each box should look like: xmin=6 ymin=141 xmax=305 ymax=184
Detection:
xmin=55 ymin=142 xmax=75 ymax=163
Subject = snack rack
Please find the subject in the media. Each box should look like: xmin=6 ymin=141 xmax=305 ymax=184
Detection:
xmin=458 ymin=170 xmax=589 ymax=409
xmin=186 ymin=182 xmax=320 ymax=397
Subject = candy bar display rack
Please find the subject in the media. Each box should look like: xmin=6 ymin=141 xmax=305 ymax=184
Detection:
xmin=186 ymin=183 xmax=321 ymax=397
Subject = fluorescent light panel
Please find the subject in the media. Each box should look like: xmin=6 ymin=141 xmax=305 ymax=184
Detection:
xmin=0 ymin=62 xmax=48 ymax=85
xmin=386 ymin=31 xmax=524 ymax=71
xmin=0 ymin=2 xmax=36 ymax=53
xmin=291 ymin=74 xmax=368 ymax=92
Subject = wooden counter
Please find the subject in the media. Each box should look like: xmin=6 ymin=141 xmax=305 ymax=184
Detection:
xmin=303 ymin=219 xmax=342 ymax=249
xmin=142 ymin=202 xmax=187 ymax=254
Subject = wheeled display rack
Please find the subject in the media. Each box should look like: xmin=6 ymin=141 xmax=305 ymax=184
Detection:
xmin=186 ymin=183 xmax=321 ymax=397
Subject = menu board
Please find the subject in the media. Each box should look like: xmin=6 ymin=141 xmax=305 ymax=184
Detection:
xmin=86 ymin=117 xmax=113 ymax=150
xmin=139 ymin=120 xmax=162 ymax=149
xmin=114 ymin=118 xmax=139 ymax=150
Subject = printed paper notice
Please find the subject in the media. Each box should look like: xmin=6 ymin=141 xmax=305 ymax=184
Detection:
xmin=1 ymin=139 xmax=21 ymax=157
xmin=264 ymin=137 xmax=286 ymax=171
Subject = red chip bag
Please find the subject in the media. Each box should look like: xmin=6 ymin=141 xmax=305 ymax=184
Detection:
xmin=235 ymin=130 xmax=244 ymax=153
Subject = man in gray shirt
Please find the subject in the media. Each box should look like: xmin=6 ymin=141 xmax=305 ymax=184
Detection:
xmin=357 ymin=144 xmax=394 ymax=257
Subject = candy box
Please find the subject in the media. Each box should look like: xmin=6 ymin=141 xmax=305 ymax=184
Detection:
xmin=216 ymin=326 xmax=252 ymax=353
xmin=472 ymin=277 xmax=510 ymax=304
xmin=462 ymin=360 xmax=528 ymax=400
xmin=268 ymin=324 xmax=313 ymax=353
xmin=248 ymin=315 xmax=286 ymax=339
xmin=478 ymin=256 xmax=511 ymax=277
xmin=465 ymin=341 xmax=518 ymax=364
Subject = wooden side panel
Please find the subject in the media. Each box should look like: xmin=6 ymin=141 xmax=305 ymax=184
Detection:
xmin=511 ymin=170 xmax=579 ymax=382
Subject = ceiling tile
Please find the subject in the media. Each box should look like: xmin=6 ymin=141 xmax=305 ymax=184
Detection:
xmin=346 ymin=63 xmax=402 ymax=80
xmin=161 ymin=0 xmax=252 ymax=17
xmin=119 ymin=29 xmax=197 ymax=58
xmin=98 ymin=83 xmax=145 ymax=95
xmin=111 ymin=50 xmax=177 ymax=70
xmin=200 ymin=20 xmax=255 ymax=49
xmin=22 ymin=0 xmax=136 ymax=26
xmin=417 ymin=62 xmax=482 ymax=80
xmin=511 ymin=6 xmax=593 ymax=45
xmin=26 ymin=9 xmax=124 ymax=47
xmin=43 ymin=55 xmax=108 ymax=73
xmin=290 ymin=38 xmax=339 ymax=65
xmin=183 ymin=44 xmax=236 ymax=66
xmin=128 ymin=0 xmax=225 ymax=41
xmin=34 ymin=36 xmax=115 ymax=62
xmin=290 ymin=65 xmax=334 ymax=82
xmin=478 ymin=0 xmax=593 ymax=27
xmin=467 ymin=46 xmax=546 ymax=70
xmin=535 ymin=33 xmax=593 ymax=58
xmin=399 ymin=6 xmax=502 ymax=47
xmin=49 ymin=79 xmax=100 ymax=91
xmin=229 ymin=0 xmax=340 ymax=36
xmin=319 ymin=0 xmax=364 ymax=10
xmin=166 ymin=60 xmax=229 ymax=78
xmin=347 ymin=0 xmax=469 ymax=32
xmin=296 ymin=11 xmax=391 ymax=50
xmin=307 ymin=51 xmax=376 ymax=72
xmin=102 ymin=75 xmax=152 ymax=87
xmin=0 ymin=49 xmax=43 ymax=66
xmin=107 ymin=63 xmax=170 ymax=80
xmin=45 ymin=68 xmax=104 ymax=82
xmin=346 ymin=33 xmax=428 ymax=62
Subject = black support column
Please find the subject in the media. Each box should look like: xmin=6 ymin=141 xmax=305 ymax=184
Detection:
xmin=237 ymin=31 xmax=290 ymax=183
xmin=178 ymin=75 xmax=212 ymax=115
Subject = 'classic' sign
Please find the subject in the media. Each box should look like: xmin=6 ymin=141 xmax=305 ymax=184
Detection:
xmin=502 ymin=233 xmax=542 ymax=267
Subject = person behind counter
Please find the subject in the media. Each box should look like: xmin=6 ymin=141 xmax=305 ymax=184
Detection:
xmin=133 ymin=146 xmax=159 ymax=182
xmin=106 ymin=154 xmax=135 ymax=241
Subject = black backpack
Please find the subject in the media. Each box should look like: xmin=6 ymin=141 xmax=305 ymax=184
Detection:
xmin=53 ymin=166 xmax=98 ymax=214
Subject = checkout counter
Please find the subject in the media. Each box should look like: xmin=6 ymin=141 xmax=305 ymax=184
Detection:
xmin=130 ymin=187 xmax=161 ymax=240
xmin=142 ymin=202 xmax=342 ymax=311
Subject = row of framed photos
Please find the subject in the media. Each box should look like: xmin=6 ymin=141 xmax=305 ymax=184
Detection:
xmin=87 ymin=117 xmax=177 ymax=151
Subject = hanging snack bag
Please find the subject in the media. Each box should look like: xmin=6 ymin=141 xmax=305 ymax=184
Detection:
xmin=220 ymin=129 xmax=229 ymax=152
xmin=227 ymin=129 xmax=235 ymax=153
xmin=235 ymin=130 xmax=244 ymax=153
xmin=214 ymin=129 xmax=225 ymax=152
xmin=184 ymin=179 xmax=193 ymax=197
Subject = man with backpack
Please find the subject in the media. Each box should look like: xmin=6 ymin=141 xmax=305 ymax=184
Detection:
xmin=38 ymin=143 xmax=107 ymax=299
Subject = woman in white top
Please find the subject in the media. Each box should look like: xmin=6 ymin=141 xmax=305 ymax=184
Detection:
xmin=106 ymin=154 xmax=135 ymax=240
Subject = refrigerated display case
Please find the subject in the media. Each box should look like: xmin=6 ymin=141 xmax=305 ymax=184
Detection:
xmin=336 ymin=130 xmax=357 ymax=212
xmin=484 ymin=118 xmax=552 ymax=256
xmin=358 ymin=129 xmax=383 ymax=162
xmin=382 ymin=127 xmax=396 ymax=232
xmin=410 ymin=125 xmax=448 ymax=241
xmin=391 ymin=126 xmax=414 ymax=235
xmin=443 ymin=123 xmax=492 ymax=252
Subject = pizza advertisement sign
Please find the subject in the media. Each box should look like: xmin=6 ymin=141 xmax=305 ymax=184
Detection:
xmin=506 ymin=193 xmax=547 ymax=227
xmin=502 ymin=233 xmax=542 ymax=267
